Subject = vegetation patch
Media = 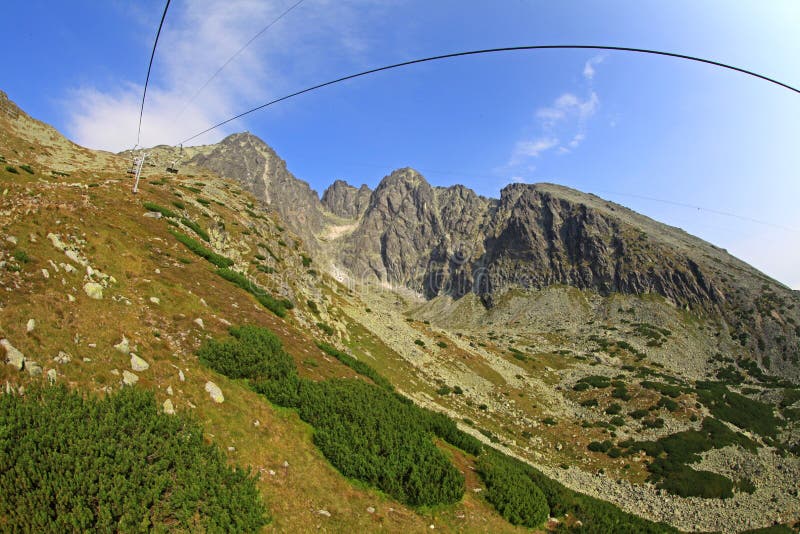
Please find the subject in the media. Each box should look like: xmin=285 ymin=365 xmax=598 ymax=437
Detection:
xmin=143 ymin=201 xmax=178 ymax=219
xmin=0 ymin=385 xmax=267 ymax=532
xmin=477 ymin=451 xmax=549 ymax=527
xmin=170 ymin=229 xmax=233 ymax=268
xmin=215 ymin=268 xmax=287 ymax=317
xmin=180 ymin=217 xmax=210 ymax=242
xmin=624 ymin=418 xmax=757 ymax=498
xmin=695 ymin=381 xmax=779 ymax=437
xmin=199 ymin=327 xmax=478 ymax=507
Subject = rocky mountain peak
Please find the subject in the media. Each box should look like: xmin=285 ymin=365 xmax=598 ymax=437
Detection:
xmin=321 ymin=179 xmax=371 ymax=219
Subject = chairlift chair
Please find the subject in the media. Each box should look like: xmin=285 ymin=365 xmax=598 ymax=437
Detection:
xmin=165 ymin=144 xmax=183 ymax=174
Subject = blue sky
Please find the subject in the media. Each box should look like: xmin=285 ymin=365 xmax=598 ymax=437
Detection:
xmin=2 ymin=1 xmax=799 ymax=288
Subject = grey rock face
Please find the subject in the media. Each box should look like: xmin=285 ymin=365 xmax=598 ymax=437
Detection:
xmin=188 ymin=133 xmax=325 ymax=246
xmin=321 ymin=180 xmax=372 ymax=219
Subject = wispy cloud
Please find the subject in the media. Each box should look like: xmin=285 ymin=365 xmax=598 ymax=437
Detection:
xmin=63 ymin=0 xmax=391 ymax=152
xmin=508 ymin=87 xmax=599 ymax=166
xmin=583 ymin=55 xmax=604 ymax=80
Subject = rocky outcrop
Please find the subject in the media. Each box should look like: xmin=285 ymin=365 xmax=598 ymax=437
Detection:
xmin=187 ymin=133 xmax=325 ymax=247
xmin=321 ymin=180 xmax=372 ymax=219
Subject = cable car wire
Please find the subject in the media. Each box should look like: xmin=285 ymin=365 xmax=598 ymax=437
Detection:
xmin=178 ymin=44 xmax=800 ymax=145
xmin=172 ymin=0 xmax=306 ymax=122
xmin=136 ymin=0 xmax=172 ymax=147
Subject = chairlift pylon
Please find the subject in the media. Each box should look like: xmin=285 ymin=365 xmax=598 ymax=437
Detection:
xmin=126 ymin=144 xmax=140 ymax=175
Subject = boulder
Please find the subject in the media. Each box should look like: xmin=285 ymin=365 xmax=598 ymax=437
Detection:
xmin=1 ymin=339 xmax=24 ymax=370
xmin=122 ymin=370 xmax=139 ymax=386
xmin=83 ymin=282 xmax=103 ymax=299
xmin=26 ymin=361 xmax=43 ymax=377
xmin=205 ymin=381 xmax=224 ymax=403
xmin=130 ymin=354 xmax=149 ymax=371
xmin=114 ymin=336 xmax=130 ymax=354
xmin=163 ymin=398 xmax=175 ymax=415
xmin=53 ymin=351 xmax=71 ymax=364
xmin=26 ymin=319 xmax=35 ymax=333
xmin=47 ymin=368 xmax=57 ymax=383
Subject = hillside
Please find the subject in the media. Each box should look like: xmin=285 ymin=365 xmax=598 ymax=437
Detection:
xmin=2 ymin=90 xmax=800 ymax=532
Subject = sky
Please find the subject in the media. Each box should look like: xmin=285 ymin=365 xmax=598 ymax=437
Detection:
xmin=2 ymin=1 xmax=799 ymax=288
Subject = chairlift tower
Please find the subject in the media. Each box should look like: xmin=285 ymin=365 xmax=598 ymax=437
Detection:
xmin=132 ymin=152 xmax=148 ymax=194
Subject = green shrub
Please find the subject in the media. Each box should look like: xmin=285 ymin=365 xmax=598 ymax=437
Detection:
xmin=143 ymin=201 xmax=178 ymax=218
xmin=437 ymin=385 xmax=452 ymax=396
xmin=629 ymin=409 xmax=649 ymax=419
xmin=19 ymin=164 xmax=34 ymax=174
xmin=477 ymin=451 xmax=549 ymax=527
xmin=0 ymin=385 xmax=267 ymax=532
xmin=580 ymin=398 xmax=599 ymax=407
xmin=316 ymin=341 xmax=393 ymax=391
xmin=414 ymin=339 xmax=425 ymax=347
xmin=641 ymin=380 xmax=683 ymax=398
xmin=254 ymin=253 xmax=267 ymax=261
xmin=170 ymin=230 xmax=233 ymax=268
xmin=215 ymin=268 xmax=286 ymax=317
xmin=307 ymin=299 xmax=320 ymax=315
xmin=588 ymin=440 xmax=613 ymax=453
xmin=196 ymin=197 xmax=211 ymax=206
xmin=578 ymin=375 xmax=612 ymax=389
xmin=199 ymin=325 xmax=294 ymax=381
xmin=605 ymin=403 xmax=622 ymax=415
xmin=5 ymin=165 xmax=19 ymax=174
xmin=436 ymin=341 xmax=448 ymax=349
xmin=180 ymin=217 xmax=210 ymax=242
xmin=172 ymin=200 xmax=186 ymax=210
xmin=13 ymin=250 xmax=30 ymax=264
xmin=696 ymin=381 xmax=779 ymax=437
xmin=316 ymin=322 xmax=334 ymax=336
xmin=301 ymin=254 xmax=312 ymax=267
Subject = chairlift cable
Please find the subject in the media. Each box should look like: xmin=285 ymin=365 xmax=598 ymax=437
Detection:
xmin=178 ymin=44 xmax=800 ymax=145
xmin=136 ymin=0 xmax=172 ymax=147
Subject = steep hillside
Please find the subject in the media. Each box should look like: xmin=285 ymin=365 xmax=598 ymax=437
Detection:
xmin=3 ymin=91 xmax=799 ymax=532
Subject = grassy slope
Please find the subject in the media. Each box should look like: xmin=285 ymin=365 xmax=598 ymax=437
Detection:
xmin=0 ymin=126 xmax=529 ymax=532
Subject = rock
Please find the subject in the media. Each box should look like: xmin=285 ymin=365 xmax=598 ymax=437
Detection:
xmin=83 ymin=282 xmax=103 ymax=299
xmin=282 ymin=460 xmax=289 ymax=468
xmin=41 ymin=269 xmax=49 ymax=279
xmin=253 ymin=419 xmax=260 ymax=427
xmin=193 ymin=318 xmax=205 ymax=329
xmin=205 ymin=381 xmax=224 ymax=403
xmin=166 ymin=385 xmax=173 ymax=396
xmin=321 ymin=179 xmax=372 ymax=219
xmin=26 ymin=319 xmax=35 ymax=333
xmin=82 ymin=357 xmax=92 ymax=362
xmin=113 ymin=336 xmax=130 ymax=354
xmin=122 ymin=370 xmax=138 ymax=386
xmin=130 ymin=354 xmax=149 ymax=371
xmin=227 ymin=446 xmax=236 ymax=452
xmin=47 ymin=368 xmax=57 ymax=383
xmin=26 ymin=361 xmax=42 ymax=376
xmin=1 ymin=339 xmax=24 ymax=370
xmin=366 ymin=506 xmax=376 ymax=514
xmin=67 ymin=294 xmax=76 ymax=302
xmin=149 ymin=296 xmax=160 ymax=304
xmin=6 ymin=235 xmax=17 ymax=245
xmin=178 ymin=369 xmax=185 ymax=382
xmin=163 ymin=398 xmax=175 ymax=415
xmin=143 ymin=211 xmax=162 ymax=219
xmin=54 ymin=351 xmax=71 ymax=364
xmin=317 ymin=510 xmax=331 ymax=517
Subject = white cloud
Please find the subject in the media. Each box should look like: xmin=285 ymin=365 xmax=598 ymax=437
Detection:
xmin=63 ymin=0 xmax=391 ymax=152
xmin=583 ymin=55 xmax=604 ymax=80
xmin=514 ymin=137 xmax=559 ymax=158
xmin=509 ymin=89 xmax=599 ymax=165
